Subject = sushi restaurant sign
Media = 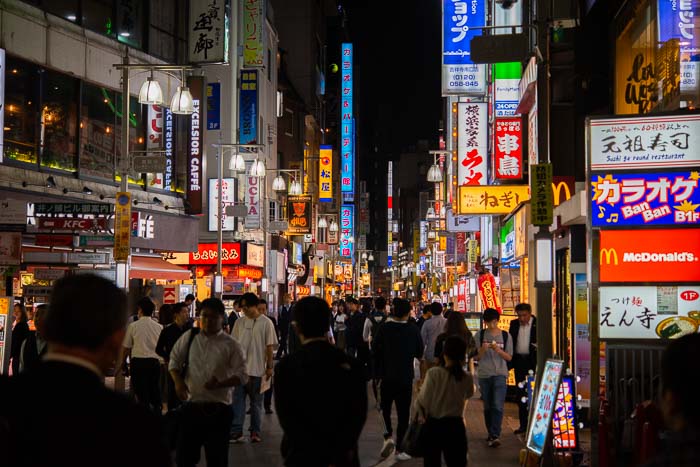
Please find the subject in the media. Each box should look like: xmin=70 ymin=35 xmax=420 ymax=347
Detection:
xmin=599 ymin=286 xmax=700 ymax=340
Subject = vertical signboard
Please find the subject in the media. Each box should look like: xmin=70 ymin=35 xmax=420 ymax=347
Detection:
xmin=239 ymin=70 xmax=258 ymax=144
xmin=243 ymin=0 xmax=264 ymax=67
xmin=146 ymin=104 xmax=164 ymax=189
xmin=0 ymin=49 xmax=5 ymax=163
xmin=245 ymin=161 xmax=261 ymax=229
xmin=319 ymin=145 xmax=333 ymax=202
xmin=207 ymin=82 xmax=221 ymax=130
xmin=189 ymin=0 xmax=227 ymax=63
xmin=527 ymin=360 xmax=564 ymax=456
xmin=441 ymin=0 xmax=487 ymax=95
xmin=388 ymin=161 xmax=393 ymax=267
xmin=114 ymin=192 xmax=132 ymax=262
xmin=658 ymin=0 xmax=699 ymax=96
xmin=340 ymin=205 xmax=354 ymax=260
xmin=494 ymin=117 xmax=523 ymax=180
xmin=493 ymin=2 xmax=522 ymax=117
xmin=287 ymin=195 xmax=312 ymax=234
xmin=187 ymin=76 xmax=204 ymax=214
xmin=164 ymin=107 xmax=174 ymax=191
xmin=530 ymin=163 xmax=553 ymax=225
xmin=457 ymin=103 xmax=488 ymax=186
xmin=208 ymin=178 xmax=235 ymax=231
xmin=341 ymin=43 xmax=354 ymax=194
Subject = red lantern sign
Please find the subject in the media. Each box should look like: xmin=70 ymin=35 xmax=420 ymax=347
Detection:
xmin=478 ymin=272 xmax=502 ymax=312
xmin=494 ymin=118 xmax=523 ymax=180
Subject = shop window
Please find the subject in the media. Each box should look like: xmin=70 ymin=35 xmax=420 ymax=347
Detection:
xmin=3 ymin=56 xmax=39 ymax=165
xmin=116 ymin=0 xmax=144 ymax=49
xmin=82 ymin=0 xmax=116 ymax=38
xmin=44 ymin=0 xmax=79 ymax=23
xmin=79 ymin=82 xmax=117 ymax=180
xmin=113 ymin=93 xmax=146 ymax=186
xmin=40 ymin=70 xmax=79 ymax=172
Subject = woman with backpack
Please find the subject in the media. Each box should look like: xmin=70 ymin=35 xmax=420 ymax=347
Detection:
xmin=414 ymin=336 xmax=475 ymax=467
xmin=433 ymin=312 xmax=477 ymax=372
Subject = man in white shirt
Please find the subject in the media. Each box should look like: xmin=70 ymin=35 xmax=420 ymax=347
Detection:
xmin=231 ymin=292 xmax=278 ymax=443
xmin=121 ymin=297 xmax=162 ymax=414
xmin=508 ymin=302 xmax=537 ymax=434
xmin=169 ymin=298 xmax=247 ymax=467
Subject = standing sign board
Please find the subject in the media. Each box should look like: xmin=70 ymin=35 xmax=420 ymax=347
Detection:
xmin=527 ymin=359 xmax=564 ymax=456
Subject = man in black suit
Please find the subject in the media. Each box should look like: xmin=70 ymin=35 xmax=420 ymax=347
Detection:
xmin=509 ymin=302 xmax=537 ymax=434
xmin=275 ymin=296 xmax=367 ymax=466
xmin=276 ymin=293 xmax=293 ymax=358
xmin=0 ymin=274 xmax=170 ymax=467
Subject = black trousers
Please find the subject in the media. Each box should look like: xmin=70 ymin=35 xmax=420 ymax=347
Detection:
xmin=276 ymin=332 xmax=288 ymax=359
xmin=264 ymin=385 xmax=273 ymax=411
xmin=380 ymin=380 xmax=413 ymax=452
xmin=176 ymin=402 xmax=233 ymax=467
xmin=130 ymin=357 xmax=161 ymax=414
xmin=166 ymin=371 xmax=181 ymax=411
xmin=512 ymin=354 xmax=534 ymax=430
xmin=423 ymin=417 xmax=468 ymax=467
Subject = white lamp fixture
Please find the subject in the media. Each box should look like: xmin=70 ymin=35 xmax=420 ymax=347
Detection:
xmin=318 ymin=217 xmax=328 ymax=228
xmin=368 ymin=253 xmax=375 ymax=261
xmin=427 ymin=163 xmax=443 ymax=183
xmin=250 ymin=159 xmax=266 ymax=177
xmin=272 ymin=174 xmax=286 ymax=192
xmin=535 ymin=236 xmax=553 ymax=283
xmin=361 ymin=252 xmax=368 ymax=260
xmin=329 ymin=220 xmax=339 ymax=232
xmin=289 ymin=180 xmax=302 ymax=195
xmin=426 ymin=206 xmax=436 ymax=218
xmin=229 ymin=153 xmax=246 ymax=172
xmin=138 ymin=74 xmax=163 ymax=105
xmin=170 ymin=86 xmax=194 ymax=114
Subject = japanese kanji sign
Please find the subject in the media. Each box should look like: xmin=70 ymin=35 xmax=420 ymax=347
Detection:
xmin=530 ymin=163 xmax=553 ymax=225
xmin=341 ymin=43 xmax=354 ymax=194
xmin=243 ymin=0 xmax=264 ymax=67
xmin=33 ymin=203 xmax=112 ymax=215
xmin=286 ymin=195 xmax=312 ymax=235
xmin=457 ymin=103 xmax=487 ymax=186
xmin=599 ymin=229 xmax=700 ymax=283
xmin=113 ymin=192 xmax=131 ymax=262
xmin=239 ymin=70 xmax=258 ymax=144
xmin=599 ymin=285 xmax=700 ymax=339
xmin=340 ymin=205 xmax=354 ymax=260
xmin=441 ymin=0 xmax=487 ymax=95
xmin=589 ymin=114 xmax=700 ymax=170
xmin=494 ymin=118 xmax=523 ymax=180
xmin=208 ymin=178 xmax=235 ymax=232
xmin=591 ymin=171 xmax=700 ymax=226
xmin=190 ymin=242 xmax=241 ymax=265
xmin=458 ymin=185 xmax=529 ymax=215
xmin=319 ymin=145 xmax=333 ymax=202
xmin=189 ymin=0 xmax=227 ymax=64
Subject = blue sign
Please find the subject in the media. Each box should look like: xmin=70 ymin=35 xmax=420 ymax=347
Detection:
xmin=591 ymin=171 xmax=700 ymax=227
xmin=239 ymin=70 xmax=258 ymax=144
xmin=340 ymin=204 xmax=354 ymax=260
xmin=207 ymin=82 xmax=221 ymax=130
xmin=341 ymin=43 xmax=354 ymax=193
xmin=442 ymin=0 xmax=486 ymax=65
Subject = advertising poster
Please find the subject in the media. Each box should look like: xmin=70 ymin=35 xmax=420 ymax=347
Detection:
xmin=574 ymin=273 xmax=591 ymax=407
xmin=591 ymin=171 xmax=700 ymax=226
xmin=527 ymin=359 xmax=564 ymax=456
xmin=552 ymin=376 xmax=578 ymax=449
xmin=441 ymin=0 xmax=487 ymax=94
xmin=457 ymin=103 xmax=488 ymax=186
xmin=287 ymin=195 xmax=312 ymax=234
xmin=494 ymin=118 xmax=523 ymax=180
xmin=239 ymin=71 xmax=258 ymax=144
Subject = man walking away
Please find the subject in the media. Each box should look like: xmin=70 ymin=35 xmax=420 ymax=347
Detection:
xmin=344 ymin=297 xmax=365 ymax=358
xmin=156 ymin=302 xmax=191 ymax=411
xmin=509 ymin=303 xmax=537 ymax=434
xmin=475 ymin=308 xmax=513 ymax=447
xmin=421 ymin=302 xmax=446 ymax=370
xmin=19 ymin=304 xmax=48 ymax=372
xmin=275 ymin=296 xmax=367 ymax=466
xmin=260 ymin=298 xmax=277 ymax=414
xmin=231 ymin=293 xmax=278 ymax=443
xmin=169 ymin=298 xmax=247 ymax=467
xmin=363 ymin=296 xmax=389 ymax=347
xmin=0 ymin=274 xmax=170 ymax=467
xmin=122 ymin=297 xmax=163 ymax=414
xmin=416 ymin=304 xmax=432 ymax=331
xmin=276 ymin=294 xmax=293 ymax=358
xmin=373 ymin=298 xmax=424 ymax=461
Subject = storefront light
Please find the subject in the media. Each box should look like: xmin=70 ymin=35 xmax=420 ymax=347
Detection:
xmin=250 ymin=159 xmax=266 ymax=177
xmin=272 ymin=174 xmax=286 ymax=192
xmin=329 ymin=220 xmax=339 ymax=232
xmin=535 ymin=236 xmax=553 ymax=283
xmin=289 ymin=180 xmax=302 ymax=195
xmin=229 ymin=153 xmax=246 ymax=172
xmin=138 ymin=75 xmax=164 ymax=105
xmin=170 ymin=86 xmax=194 ymax=114
xmin=427 ymin=163 xmax=443 ymax=183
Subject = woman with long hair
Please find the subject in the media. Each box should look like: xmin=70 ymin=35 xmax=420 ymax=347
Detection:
xmin=434 ymin=312 xmax=477 ymax=371
xmin=415 ymin=336 xmax=475 ymax=466
xmin=11 ymin=303 xmax=30 ymax=375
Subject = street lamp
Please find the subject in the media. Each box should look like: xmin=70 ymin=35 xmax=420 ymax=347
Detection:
xmin=427 ymin=150 xmax=451 ymax=183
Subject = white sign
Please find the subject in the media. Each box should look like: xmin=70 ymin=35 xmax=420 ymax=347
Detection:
xmin=599 ymin=286 xmax=700 ymax=339
xmin=495 ymin=79 xmax=520 ymax=117
xmin=208 ymin=178 xmax=236 ymax=232
xmin=245 ymin=163 xmax=261 ymax=229
xmin=442 ymin=64 xmax=487 ymax=95
xmin=446 ymin=209 xmax=481 ymax=232
xmin=188 ymin=0 xmax=227 ymax=64
xmin=0 ymin=49 xmax=4 ymax=163
xmin=247 ymin=243 xmax=265 ymax=268
xmin=457 ymin=102 xmax=488 ymax=186
xmin=67 ymin=252 xmax=108 ymax=264
xmin=146 ymin=104 xmax=164 ymax=189
xmin=590 ymin=114 xmax=700 ymax=170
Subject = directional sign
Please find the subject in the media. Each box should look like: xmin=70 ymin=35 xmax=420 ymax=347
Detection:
xmin=37 ymin=218 xmax=109 ymax=231
xmin=32 ymin=203 xmax=112 ymax=215
xmin=133 ymin=155 xmax=167 ymax=174
xmin=79 ymin=235 xmax=114 ymax=247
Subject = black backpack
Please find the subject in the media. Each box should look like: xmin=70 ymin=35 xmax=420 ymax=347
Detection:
xmin=368 ymin=313 xmax=388 ymax=339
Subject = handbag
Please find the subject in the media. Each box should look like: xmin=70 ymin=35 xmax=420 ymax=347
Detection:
xmin=402 ymin=414 xmax=427 ymax=458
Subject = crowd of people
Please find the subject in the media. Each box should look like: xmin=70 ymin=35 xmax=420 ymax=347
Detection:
xmin=1 ymin=275 xmax=696 ymax=467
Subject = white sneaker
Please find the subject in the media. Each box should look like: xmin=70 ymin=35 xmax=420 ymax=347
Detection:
xmin=395 ymin=452 xmax=412 ymax=461
xmin=380 ymin=438 xmax=395 ymax=458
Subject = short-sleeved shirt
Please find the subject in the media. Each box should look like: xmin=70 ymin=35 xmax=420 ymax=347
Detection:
xmin=474 ymin=329 xmax=513 ymax=378
xmin=123 ymin=317 xmax=163 ymax=360
xmin=232 ymin=314 xmax=278 ymax=377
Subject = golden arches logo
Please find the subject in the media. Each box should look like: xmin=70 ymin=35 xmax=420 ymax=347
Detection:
xmin=552 ymin=182 xmax=572 ymax=207
xmin=600 ymin=248 xmax=619 ymax=266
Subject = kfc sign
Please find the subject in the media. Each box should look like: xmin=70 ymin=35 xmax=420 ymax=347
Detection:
xmin=494 ymin=118 xmax=522 ymax=180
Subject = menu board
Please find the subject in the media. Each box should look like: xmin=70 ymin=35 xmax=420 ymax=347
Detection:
xmin=527 ymin=359 xmax=564 ymax=456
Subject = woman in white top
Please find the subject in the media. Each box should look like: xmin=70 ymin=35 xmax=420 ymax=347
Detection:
xmin=332 ymin=301 xmax=347 ymax=350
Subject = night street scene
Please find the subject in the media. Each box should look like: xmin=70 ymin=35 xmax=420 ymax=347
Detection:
xmin=1 ymin=0 xmax=700 ymax=466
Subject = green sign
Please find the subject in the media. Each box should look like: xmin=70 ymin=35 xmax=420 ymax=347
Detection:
xmin=494 ymin=62 xmax=522 ymax=79
xmin=530 ymin=163 xmax=554 ymax=226
xmin=79 ymin=235 xmax=114 ymax=247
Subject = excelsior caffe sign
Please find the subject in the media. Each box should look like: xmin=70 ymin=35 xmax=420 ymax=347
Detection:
xmin=599 ymin=229 xmax=700 ymax=283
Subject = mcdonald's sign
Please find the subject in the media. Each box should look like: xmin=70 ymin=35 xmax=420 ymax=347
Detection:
xmin=552 ymin=176 xmax=574 ymax=207
xmin=599 ymin=248 xmax=619 ymax=266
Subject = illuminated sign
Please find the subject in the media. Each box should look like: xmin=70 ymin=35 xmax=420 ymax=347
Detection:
xmin=591 ymin=171 xmax=700 ymax=226
xmin=552 ymin=177 xmax=574 ymax=206
xmin=239 ymin=71 xmax=258 ymax=144
xmin=319 ymin=145 xmax=333 ymax=202
xmin=187 ymin=76 xmax=204 ymax=214
xmin=113 ymin=192 xmax=131 ymax=262
xmin=287 ymin=194 xmax=312 ymax=235
xmin=164 ymin=107 xmax=174 ymax=190
xmin=441 ymin=0 xmax=486 ymax=94
xmin=494 ymin=118 xmax=523 ymax=180
xmin=341 ymin=43 xmax=354 ymax=193
xmin=242 ymin=0 xmax=263 ymax=67
xmin=477 ymin=272 xmax=501 ymax=312
xmin=458 ymin=185 xmax=529 ymax=214
xmin=457 ymin=103 xmax=488 ymax=186
xmin=599 ymin=285 xmax=700 ymax=339
xmin=340 ymin=205 xmax=354 ymax=260
xmin=190 ymin=243 xmax=241 ymax=265
xmin=599 ymin=229 xmax=700 ymax=283
xmin=589 ymin=114 xmax=700 ymax=171
xmin=234 ymin=265 xmax=263 ymax=280
xmin=527 ymin=359 xmax=564 ymax=457
xmin=553 ymin=376 xmax=578 ymax=449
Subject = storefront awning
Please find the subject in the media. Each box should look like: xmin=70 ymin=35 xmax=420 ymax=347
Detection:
xmin=130 ymin=256 xmax=191 ymax=281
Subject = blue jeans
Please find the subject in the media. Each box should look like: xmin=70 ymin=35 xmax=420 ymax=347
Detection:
xmin=479 ymin=375 xmax=507 ymax=439
xmin=231 ymin=376 xmax=263 ymax=435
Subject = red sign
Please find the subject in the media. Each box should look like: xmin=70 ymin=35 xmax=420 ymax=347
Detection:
xmin=599 ymin=229 xmax=700 ymax=283
xmin=163 ymin=286 xmax=177 ymax=305
xmin=457 ymin=279 xmax=468 ymax=312
xmin=680 ymin=290 xmax=700 ymax=301
xmin=37 ymin=218 xmax=109 ymax=231
xmin=478 ymin=272 xmax=502 ymax=312
xmin=494 ymin=118 xmax=523 ymax=180
xmin=35 ymin=234 xmax=74 ymax=247
xmin=189 ymin=243 xmax=241 ymax=265
xmin=233 ymin=265 xmax=263 ymax=280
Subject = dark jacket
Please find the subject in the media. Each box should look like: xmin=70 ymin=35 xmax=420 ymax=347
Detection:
xmin=20 ymin=331 xmax=46 ymax=373
xmin=0 ymin=361 xmax=170 ymax=467
xmin=10 ymin=321 xmax=30 ymax=361
xmin=155 ymin=322 xmax=187 ymax=361
xmin=275 ymin=340 xmax=367 ymax=467
xmin=345 ymin=311 xmax=366 ymax=349
xmin=509 ymin=316 xmax=538 ymax=369
xmin=278 ymin=304 xmax=292 ymax=337
xmin=373 ymin=320 xmax=424 ymax=385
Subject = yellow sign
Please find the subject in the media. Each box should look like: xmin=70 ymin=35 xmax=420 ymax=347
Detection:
xmin=530 ymin=163 xmax=553 ymax=225
xmin=114 ymin=192 xmax=131 ymax=262
xmin=467 ymin=240 xmax=479 ymax=263
xmin=458 ymin=185 xmax=530 ymax=214
xmin=439 ymin=236 xmax=447 ymax=251
xmin=552 ymin=181 xmax=572 ymax=207
xmin=319 ymin=146 xmax=333 ymax=202
xmin=600 ymin=248 xmax=619 ymax=266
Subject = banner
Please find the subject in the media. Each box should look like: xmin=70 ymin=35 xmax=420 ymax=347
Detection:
xmin=208 ymin=178 xmax=235 ymax=232
xmin=457 ymin=103 xmax=488 ymax=186
xmin=189 ymin=0 xmax=227 ymax=63
xmin=494 ymin=117 xmax=523 ymax=180
xmin=530 ymin=163 xmax=553 ymax=225
xmin=458 ymin=185 xmax=529 ymax=214
xmin=207 ymin=82 xmax=221 ymax=130
xmin=319 ymin=145 xmax=333 ymax=202
xmin=239 ymin=70 xmax=258 ymax=144
xmin=243 ymin=0 xmax=264 ymax=67
xmin=146 ymin=104 xmax=163 ymax=189
xmin=186 ymin=76 xmax=204 ymax=214
xmin=341 ymin=44 xmax=354 ymax=193
xmin=245 ymin=162 xmax=261 ymax=229
xmin=441 ymin=0 xmax=487 ymax=94
xmin=287 ymin=195 xmax=312 ymax=234
xmin=478 ymin=272 xmax=501 ymax=312
xmin=114 ymin=192 xmax=131 ymax=262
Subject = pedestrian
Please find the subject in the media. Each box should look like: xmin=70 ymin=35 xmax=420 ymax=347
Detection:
xmin=227 ymin=297 xmax=241 ymax=333
xmin=120 ymin=296 xmax=163 ymax=415
xmin=158 ymin=304 xmax=174 ymax=326
xmin=416 ymin=304 xmax=432 ymax=331
xmin=19 ymin=304 xmax=48 ymax=373
xmin=345 ymin=296 xmax=365 ymax=358
xmin=260 ymin=298 xmax=277 ymax=414
xmin=276 ymin=293 xmax=293 ymax=358
xmin=421 ymin=302 xmax=446 ymax=370
xmin=10 ymin=303 xmax=30 ymax=376
xmin=275 ymin=296 xmax=367 ymax=466
xmin=509 ymin=303 xmax=537 ymax=434
xmin=373 ymin=298 xmax=424 ymax=461
xmin=332 ymin=300 xmax=347 ymax=350
xmin=169 ymin=298 xmax=247 ymax=467
xmin=434 ymin=311 xmax=477 ymax=372
xmin=0 ymin=274 xmax=171 ymax=467
xmin=475 ymin=308 xmax=513 ymax=447
xmin=415 ymin=336 xmax=475 ymax=467
xmin=156 ymin=302 xmax=191 ymax=411
xmin=363 ymin=296 xmax=389 ymax=348
xmin=230 ymin=292 xmax=278 ymax=443
xmin=643 ymin=333 xmax=700 ymax=467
